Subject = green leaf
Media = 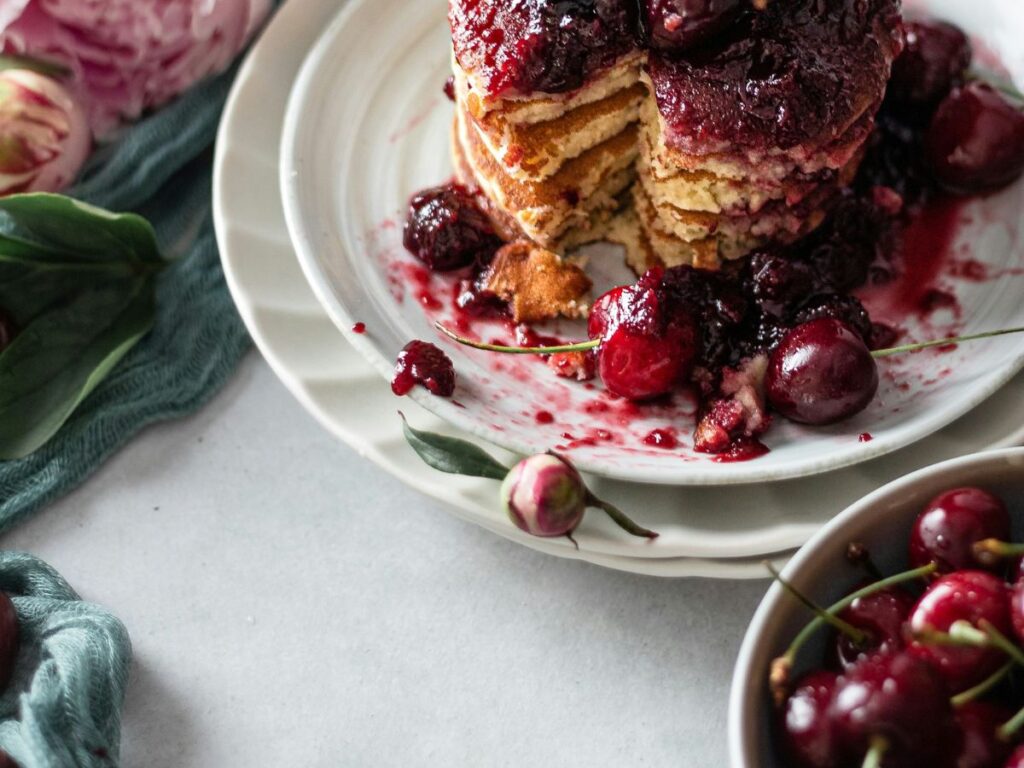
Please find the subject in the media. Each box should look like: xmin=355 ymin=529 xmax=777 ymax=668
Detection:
xmin=0 ymin=194 xmax=163 ymax=267
xmin=0 ymin=276 xmax=156 ymax=459
xmin=400 ymin=414 xmax=509 ymax=481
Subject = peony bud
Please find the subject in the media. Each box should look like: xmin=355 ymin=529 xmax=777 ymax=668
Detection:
xmin=501 ymin=453 xmax=587 ymax=538
xmin=0 ymin=68 xmax=90 ymax=194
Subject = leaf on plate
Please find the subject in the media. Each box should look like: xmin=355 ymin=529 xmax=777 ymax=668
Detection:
xmin=400 ymin=413 xmax=509 ymax=481
xmin=0 ymin=275 xmax=156 ymax=460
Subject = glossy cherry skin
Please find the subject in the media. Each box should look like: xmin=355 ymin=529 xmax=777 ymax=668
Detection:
xmin=1009 ymin=578 xmax=1024 ymax=645
xmin=888 ymin=20 xmax=972 ymax=108
xmin=0 ymin=309 xmax=16 ymax=354
xmin=0 ymin=592 xmax=17 ymax=691
xmin=644 ymin=0 xmax=744 ymax=53
xmin=779 ymin=671 xmax=840 ymax=768
xmin=926 ymin=82 xmax=1024 ymax=195
xmin=598 ymin=324 xmax=694 ymax=401
xmin=1005 ymin=745 xmax=1024 ymax=768
xmin=831 ymin=651 xmax=958 ymax=766
xmin=955 ymin=701 xmax=1014 ymax=768
xmin=831 ymin=585 xmax=915 ymax=672
xmin=765 ymin=319 xmax=879 ymax=426
xmin=907 ymin=570 xmax=1013 ymax=693
xmin=909 ymin=487 xmax=1011 ymax=574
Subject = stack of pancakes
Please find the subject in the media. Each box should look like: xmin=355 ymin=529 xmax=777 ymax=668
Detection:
xmin=450 ymin=0 xmax=903 ymax=277
xmin=451 ymin=50 xmax=646 ymax=254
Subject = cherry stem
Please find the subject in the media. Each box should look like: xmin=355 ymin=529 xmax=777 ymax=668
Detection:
xmin=435 ymin=323 xmax=599 ymax=356
xmin=766 ymin=563 xmax=870 ymax=646
xmin=980 ymin=620 xmax=1024 ymax=668
xmin=1000 ymin=704 xmax=1024 ymax=742
xmin=861 ymin=736 xmax=889 ymax=768
xmin=969 ymin=70 xmax=1024 ymax=103
xmin=770 ymin=562 xmax=936 ymax=706
xmin=951 ymin=661 xmax=1015 ymax=708
xmin=974 ymin=538 xmax=1024 ymax=567
xmin=872 ymin=326 xmax=1024 ymax=359
xmin=585 ymin=492 xmax=659 ymax=540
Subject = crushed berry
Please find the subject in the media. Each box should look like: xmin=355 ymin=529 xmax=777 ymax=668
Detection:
xmin=449 ymin=0 xmax=639 ymax=96
xmin=392 ymin=341 xmax=456 ymax=397
xmin=793 ymin=295 xmax=873 ymax=347
xmin=403 ymin=184 xmax=502 ymax=272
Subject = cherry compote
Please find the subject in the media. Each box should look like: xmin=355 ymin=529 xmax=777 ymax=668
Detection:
xmin=391 ymin=341 xmax=456 ymax=397
xmin=403 ymin=184 xmax=501 ymax=272
xmin=908 ymin=487 xmax=1011 ymax=574
xmin=926 ymin=82 xmax=1024 ymax=195
xmin=449 ymin=0 xmax=639 ymax=96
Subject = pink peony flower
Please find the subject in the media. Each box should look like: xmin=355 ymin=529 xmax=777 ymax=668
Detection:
xmin=0 ymin=0 xmax=272 ymax=138
xmin=0 ymin=67 xmax=90 ymax=194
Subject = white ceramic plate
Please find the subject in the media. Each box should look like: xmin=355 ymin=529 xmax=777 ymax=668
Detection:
xmin=728 ymin=447 xmax=1024 ymax=766
xmin=214 ymin=0 xmax=1024 ymax=576
xmin=279 ymin=0 xmax=1024 ymax=486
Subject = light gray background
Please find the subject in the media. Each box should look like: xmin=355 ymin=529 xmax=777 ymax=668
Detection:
xmin=3 ymin=354 xmax=767 ymax=766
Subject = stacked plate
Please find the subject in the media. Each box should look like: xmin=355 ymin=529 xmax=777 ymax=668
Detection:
xmin=213 ymin=0 xmax=1024 ymax=578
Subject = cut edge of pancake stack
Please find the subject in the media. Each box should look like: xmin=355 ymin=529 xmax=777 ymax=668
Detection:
xmin=451 ymin=51 xmax=646 ymax=255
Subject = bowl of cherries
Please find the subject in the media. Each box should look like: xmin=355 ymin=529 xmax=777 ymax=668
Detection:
xmin=729 ymin=447 xmax=1024 ymax=768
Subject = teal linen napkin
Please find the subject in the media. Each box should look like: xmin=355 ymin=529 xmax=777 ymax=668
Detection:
xmin=0 ymin=58 xmax=254 ymax=528
xmin=0 ymin=552 xmax=131 ymax=767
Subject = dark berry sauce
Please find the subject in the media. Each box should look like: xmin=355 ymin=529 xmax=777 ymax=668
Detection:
xmin=643 ymin=428 xmax=679 ymax=449
xmin=392 ymin=341 xmax=456 ymax=397
xmin=711 ymin=438 xmax=770 ymax=463
xmin=648 ymin=0 xmax=903 ymax=153
xmin=449 ymin=0 xmax=639 ymax=97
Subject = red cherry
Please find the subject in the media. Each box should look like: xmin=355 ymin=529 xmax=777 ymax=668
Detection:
xmin=598 ymin=325 xmax=694 ymax=401
xmin=779 ymin=671 xmax=841 ymax=768
xmin=831 ymin=651 xmax=958 ymax=766
xmin=908 ymin=570 xmax=1013 ymax=693
xmin=643 ymin=0 xmax=744 ymax=53
xmin=909 ymin=487 xmax=1012 ymax=574
xmin=888 ymin=20 xmax=972 ymax=108
xmin=1009 ymin=579 xmax=1024 ymax=645
xmin=830 ymin=585 xmax=915 ymax=671
xmin=0 ymin=593 xmax=17 ymax=690
xmin=955 ymin=701 xmax=1015 ymax=768
xmin=926 ymin=82 xmax=1024 ymax=195
xmin=1006 ymin=745 xmax=1024 ymax=768
xmin=764 ymin=319 xmax=879 ymax=426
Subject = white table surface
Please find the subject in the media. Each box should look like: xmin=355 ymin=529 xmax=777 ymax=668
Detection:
xmin=1 ymin=352 xmax=769 ymax=767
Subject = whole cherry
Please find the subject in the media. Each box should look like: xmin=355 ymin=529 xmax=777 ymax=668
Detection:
xmin=888 ymin=20 xmax=973 ymax=108
xmin=779 ymin=670 xmax=840 ymax=768
xmin=909 ymin=487 xmax=1012 ymax=574
xmin=830 ymin=585 xmax=915 ymax=672
xmin=831 ymin=650 xmax=958 ymax=766
xmin=926 ymin=82 xmax=1024 ymax=195
xmin=907 ymin=570 xmax=1013 ymax=693
xmin=955 ymin=700 xmax=1015 ymax=768
xmin=1006 ymin=745 xmax=1024 ymax=768
xmin=643 ymin=0 xmax=745 ymax=53
xmin=764 ymin=319 xmax=879 ymax=426
xmin=403 ymin=183 xmax=501 ymax=271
